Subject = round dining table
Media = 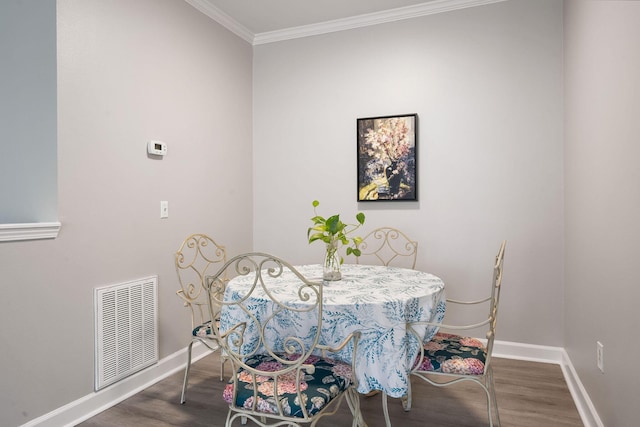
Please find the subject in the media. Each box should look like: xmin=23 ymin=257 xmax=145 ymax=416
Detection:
xmin=221 ymin=263 xmax=446 ymax=398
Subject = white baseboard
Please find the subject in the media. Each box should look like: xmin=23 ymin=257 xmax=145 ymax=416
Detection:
xmin=492 ymin=340 xmax=603 ymax=427
xmin=21 ymin=340 xmax=603 ymax=427
xmin=19 ymin=344 xmax=213 ymax=427
xmin=492 ymin=339 xmax=565 ymax=364
xmin=558 ymin=349 xmax=605 ymax=427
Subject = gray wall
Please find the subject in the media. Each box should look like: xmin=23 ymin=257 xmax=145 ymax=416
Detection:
xmin=0 ymin=0 xmax=57 ymax=223
xmin=3 ymin=1 xmax=639 ymax=426
xmin=564 ymin=1 xmax=640 ymax=425
xmin=0 ymin=1 xmax=253 ymax=426
xmin=253 ymin=0 xmax=564 ymax=346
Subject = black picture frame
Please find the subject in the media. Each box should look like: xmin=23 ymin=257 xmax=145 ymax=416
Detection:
xmin=357 ymin=113 xmax=418 ymax=201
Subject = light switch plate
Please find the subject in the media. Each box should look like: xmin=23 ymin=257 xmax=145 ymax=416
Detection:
xmin=160 ymin=201 xmax=169 ymax=218
xmin=596 ymin=341 xmax=604 ymax=373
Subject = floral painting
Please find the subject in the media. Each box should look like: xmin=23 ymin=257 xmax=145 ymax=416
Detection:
xmin=357 ymin=114 xmax=417 ymax=201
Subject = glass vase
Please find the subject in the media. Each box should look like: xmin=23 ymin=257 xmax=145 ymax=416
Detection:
xmin=323 ymin=240 xmax=342 ymax=281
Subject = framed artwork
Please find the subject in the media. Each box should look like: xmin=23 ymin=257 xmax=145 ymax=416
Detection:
xmin=357 ymin=113 xmax=418 ymax=201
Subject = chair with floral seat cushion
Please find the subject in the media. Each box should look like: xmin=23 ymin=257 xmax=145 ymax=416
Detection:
xmin=175 ymin=234 xmax=230 ymax=404
xmin=391 ymin=240 xmax=506 ymax=427
xmin=222 ymin=353 xmax=355 ymax=419
xmin=414 ymin=333 xmax=488 ymax=374
xmin=205 ymin=252 xmax=366 ymax=427
xmin=355 ymin=227 xmax=418 ymax=269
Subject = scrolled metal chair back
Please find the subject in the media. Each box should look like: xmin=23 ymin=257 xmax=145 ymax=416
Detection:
xmin=175 ymin=234 xmax=227 ymax=329
xmin=356 ymin=226 xmax=418 ymax=269
xmin=205 ymin=253 xmax=323 ymax=373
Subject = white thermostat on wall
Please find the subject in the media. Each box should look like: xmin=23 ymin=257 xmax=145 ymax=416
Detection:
xmin=147 ymin=140 xmax=167 ymax=156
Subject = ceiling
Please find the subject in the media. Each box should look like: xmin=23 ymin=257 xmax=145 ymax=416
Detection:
xmin=187 ymin=0 xmax=505 ymax=44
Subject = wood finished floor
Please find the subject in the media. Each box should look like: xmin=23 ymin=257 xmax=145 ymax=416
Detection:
xmin=78 ymin=351 xmax=583 ymax=427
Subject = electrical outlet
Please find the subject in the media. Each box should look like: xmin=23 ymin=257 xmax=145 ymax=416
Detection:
xmin=596 ymin=341 xmax=604 ymax=373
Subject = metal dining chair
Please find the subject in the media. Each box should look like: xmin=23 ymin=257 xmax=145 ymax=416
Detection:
xmin=355 ymin=226 xmax=418 ymax=269
xmin=383 ymin=240 xmax=507 ymax=427
xmin=175 ymin=233 xmax=229 ymax=404
xmin=204 ymin=252 xmax=366 ymax=427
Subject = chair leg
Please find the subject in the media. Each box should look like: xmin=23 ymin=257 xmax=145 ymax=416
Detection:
xmin=344 ymin=388 xmax=368 ymax=427
xmin=220 ymin=354 xmax=225 ymax=381
xmin=401 ymin=380 xmax=412 ymax=412
xmin=180 ymin=340 xmax=195 ymax=404
xmin=487 ymin=367 xmax=501 ymax=427
xmin=476 ymin=367 xmax=500 ymax=427
xmin=381 ymin=392 xmax=392 ymax=427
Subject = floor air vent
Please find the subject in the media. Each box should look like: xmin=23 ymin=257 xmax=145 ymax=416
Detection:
xmin=94 ymin=276 xmax=158 ymax=391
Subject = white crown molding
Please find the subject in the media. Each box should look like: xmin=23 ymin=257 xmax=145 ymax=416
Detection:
xmin=254 ymin=0 xmax=510 ymax=45
xmin=186 ymin=0 xmax=509 ymax=46
xmin=184 ymin=0 xmax=254 ymax=44
xmin=0 ymin=222 xmax=61 ymax=242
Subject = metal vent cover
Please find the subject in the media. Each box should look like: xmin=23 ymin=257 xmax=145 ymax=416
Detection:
xmin=94 ymin=276 xmax=158 ymax=391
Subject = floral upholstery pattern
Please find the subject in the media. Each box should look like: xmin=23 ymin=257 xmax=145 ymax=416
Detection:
xmin=192 ymin=321 xmax=212 ymax=337
xmin=223 ymin=353 xmax=353 ymax=418
xmin=415 ymin=332 xmax=487 ymax=375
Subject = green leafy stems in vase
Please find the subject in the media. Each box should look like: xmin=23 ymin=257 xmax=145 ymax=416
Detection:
xmin=307 ymin=200 xmax=366 ymax=281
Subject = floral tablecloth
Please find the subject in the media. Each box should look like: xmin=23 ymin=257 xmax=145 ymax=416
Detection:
xmin=220 ymin=263 xmax=446 ymax=398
